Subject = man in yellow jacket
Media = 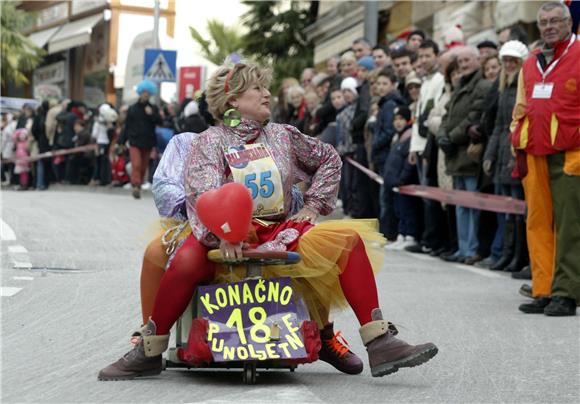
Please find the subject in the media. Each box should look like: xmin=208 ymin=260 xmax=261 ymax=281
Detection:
xmin=511 ymin=1 xmax=580 ymax=316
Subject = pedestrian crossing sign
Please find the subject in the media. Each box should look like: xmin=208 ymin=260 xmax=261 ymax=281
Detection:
xmin=144 ymin=49 xmax=177 ymax=82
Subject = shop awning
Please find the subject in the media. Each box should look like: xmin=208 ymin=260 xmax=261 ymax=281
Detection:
xmin=48 ymin=13 xmax=103 ymax=54
xmin=28 ymin=26 xmax=62 ymax=48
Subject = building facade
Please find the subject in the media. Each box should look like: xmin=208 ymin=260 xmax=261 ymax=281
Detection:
xmin=306 ymin=0 xmax=542 ymax=69
xmin=14 ymin=0 xmax=176 ymax=107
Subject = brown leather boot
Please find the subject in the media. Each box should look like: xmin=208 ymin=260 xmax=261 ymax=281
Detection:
xmin=98 ymin=319 xmax=169 ymax=381
xmin=318 ymin=322 xmax=363 ymax=375
xmin=360 ymin=309 xmax=438 ymax=377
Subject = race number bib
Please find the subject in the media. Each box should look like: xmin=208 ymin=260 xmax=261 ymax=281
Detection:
xmin=225 ymin=143 xmax=284 ymax=218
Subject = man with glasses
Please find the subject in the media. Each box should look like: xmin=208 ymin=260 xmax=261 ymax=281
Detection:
xmin=511 ymin=1 xmax=579 ymax=316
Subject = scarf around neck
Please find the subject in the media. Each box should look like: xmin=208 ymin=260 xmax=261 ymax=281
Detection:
xmin=221 ymin=117 xmax=267 ymax=143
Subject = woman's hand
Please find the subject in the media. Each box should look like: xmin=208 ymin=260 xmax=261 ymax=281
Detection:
xmin=290 ymin=206 xmax=318 ymax=223
xmin=219 ymin=239 xmax=244 ymax=261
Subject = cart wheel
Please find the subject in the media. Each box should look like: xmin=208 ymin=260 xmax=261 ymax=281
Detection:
xmin=242 ymin=362 xmax=257 ymax=384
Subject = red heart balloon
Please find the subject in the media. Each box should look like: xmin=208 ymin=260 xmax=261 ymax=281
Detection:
xmin=196 ymin=182 xmax=253 ymax=243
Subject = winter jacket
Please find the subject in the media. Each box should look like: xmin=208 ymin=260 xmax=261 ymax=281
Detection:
xmin=31 ymin=113 xmax=50 ymax=154
xmin=54 ymin=111 xmax=77 ymax=149
xmin=1 ymin=120 xmax=17 ymax=160
xmin=335 ymin=104 xmax=356 ymax=156
xmin=181 ymin=114 xmax=209 ymax=134
xmin=484 ymin=73 xmax=520 ymax=185
xmin=410 ymin=69 xmax=445 ymax=154
xmin=13 ymin=128 xmax=30 ymax=174
xmin=120 ymin=100 xmax=162 ymax=149
xmin=383 ymin=126 xmax=416 ymax=189
xmin=351 ymin=80 xmax=371 ymax=144
xmin=372 ymin=90 xmax=405 ymax=167
xmin=511 ymin=34 xmax=580 ymax=155
xmin=436 ymin=69 xmax=492 ymax=177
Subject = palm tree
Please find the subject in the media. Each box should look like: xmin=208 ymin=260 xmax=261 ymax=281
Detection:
xmin=1 ymin=2 xmax=45 ymax=87
xmin=189 ymin=19 xmax=245 ymax=66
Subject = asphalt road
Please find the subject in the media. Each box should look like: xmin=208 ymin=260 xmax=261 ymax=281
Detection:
xmin=1 ymin=187 xmax=579 ymax=403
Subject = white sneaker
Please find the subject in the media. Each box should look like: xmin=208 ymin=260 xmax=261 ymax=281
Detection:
xmin=141 ymin=182 xmax=151 ymax=191
xmin=384 ymin=234 xmax=404 ymax=250
xmin=395 ymin=236 xmax=416 ymax=251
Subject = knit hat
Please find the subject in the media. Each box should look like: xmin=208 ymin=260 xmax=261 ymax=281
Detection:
xmin=499 ymin=40 xmax=529 ymax=60
xmin=394 ymin=105 xmax=412 ymax=122
xmin=405 ymin=71 xmax=422 ymax=87
xmin=408 ymin=29 xmax=426 ymax=40
xmin=136 ymin=80 xmax=158 ymax=95
xmin=477 ymin=40 xmax=498 ymax=50
xmin=183 ymin=100 xmax=199 ymax=118
xmin=357 ymin=56 xmax=375 ymax=71
xmin=443 ymin=25 xmax=465 ymax=49
xmin=340 ymin=77 xmax=358 ymax=96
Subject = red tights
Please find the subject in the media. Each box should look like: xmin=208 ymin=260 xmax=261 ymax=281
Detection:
xmin=150 ymin=236 xmax=214 ymax=334
xmin=150 ymin=234 xmax=379 ymax=335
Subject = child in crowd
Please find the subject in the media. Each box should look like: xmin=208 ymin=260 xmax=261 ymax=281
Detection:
xmin=12 ymin=128 xmax=30 ymax=190
xmin=373 ymin=68 xmax=405 ymax=241
xmin=384 ymin=106 xmax=420 ymax=250
xmin=111 ymin=145 xmax=130 ymax=186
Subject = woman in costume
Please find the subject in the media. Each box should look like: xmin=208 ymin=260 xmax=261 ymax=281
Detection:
xmin=99 ymin=63 xmax=437 ymax=380
xmin=134 ymin=129 xmax=363 ymax=376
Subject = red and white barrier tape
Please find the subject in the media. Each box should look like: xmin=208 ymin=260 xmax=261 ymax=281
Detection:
xmin=1 ymin=144 xmax=98 ymax=164
xmin=344 ymin=156 xmax=526 ymax=215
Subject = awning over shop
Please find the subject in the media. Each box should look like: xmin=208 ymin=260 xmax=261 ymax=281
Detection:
xmin=28 ymin=26 xmax=61 ymax=48
xmin=48 ymin=13 xmax=103 ymax=54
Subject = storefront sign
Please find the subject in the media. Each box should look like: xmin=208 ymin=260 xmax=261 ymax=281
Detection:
xmin=33 ymin=61 xmax=66 ymax=85
xmin=178 ymin=66 xmax=204 ymax=102
xmin=198 ymin=277 xmax=307 ymax=362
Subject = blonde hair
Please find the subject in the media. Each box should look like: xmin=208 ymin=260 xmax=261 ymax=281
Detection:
xmin=340 ymin=51 xmax=356 ymax=63
xmin=304 ymin=89 xmax=319 ymax=103
xmin=287 ymin=85 xmax=305 ymax=99
xmin=499 ymin=60 xmax=523 ymax=91
xmin=205 ymin=63 xmax=272 ymax=121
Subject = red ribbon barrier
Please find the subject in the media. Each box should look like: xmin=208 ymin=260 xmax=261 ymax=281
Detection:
xmin=344 ymin=156 xmax=526 ymax=215
xmin=1 ymin=144 xmax=98 ymax=164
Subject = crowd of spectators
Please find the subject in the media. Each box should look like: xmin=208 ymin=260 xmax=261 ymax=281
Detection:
xmin=0 ymin=85 xmax=214 ymax=199
xmin=268 ymin=22 xmax=535 ymax=281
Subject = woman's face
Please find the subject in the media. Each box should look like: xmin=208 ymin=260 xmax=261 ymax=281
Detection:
xmin=231 ymin=82 xmax=271 ymax=122
xmin=408 ymin=84 xmax=421 ymax=102
xmin=451 ymin=69 xmax=462 ymax=88
xmin=289 ymin=92 xmax=304 ymax=109
xmin=502 ymin=56 xmax=521 ymax=75
xmin=484 ymin=58 xmax=501 ymax=81
xmin=340 ymin=59 xmax=357 ymax=77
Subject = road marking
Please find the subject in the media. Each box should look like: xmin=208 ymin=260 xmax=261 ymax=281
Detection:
xmin=13 ymin=261 xmax=32 ymax=269
xmin=12 ymin=276 xmax=34 ymax=281
xmin=1 ymin=287 xmax=23 ymax=297
xmin=8 ymin=245 xmax=28 ymax=254
xmin=453 ymin=264 xmax=502 ymax=279
xmin=0 ymin=218 xmax=16 ymax=241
